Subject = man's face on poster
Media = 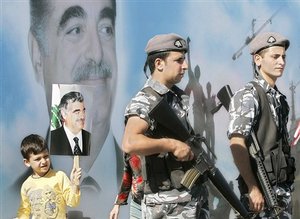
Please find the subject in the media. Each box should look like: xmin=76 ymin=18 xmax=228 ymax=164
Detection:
xmin=61 ymin=100 xmax=86 ymax=135
xmin=30 ymin=0 xmax=117 ymax=170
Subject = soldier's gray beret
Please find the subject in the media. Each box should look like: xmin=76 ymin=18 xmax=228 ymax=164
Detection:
xmin=145 ymin=33 xmax=187 ymax=55
xmin=249 ymin=32 xmax=290 ymax=55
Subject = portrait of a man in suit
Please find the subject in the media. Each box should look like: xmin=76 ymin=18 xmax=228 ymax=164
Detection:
xmin=51 ymin=91 xmax=91 ymax=155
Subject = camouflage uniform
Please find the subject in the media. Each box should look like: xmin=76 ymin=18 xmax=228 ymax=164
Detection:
xmin=228 ymin=73 xmax=293 ymax=219
xmin=125 ymin=78 xmax=209 ymax=219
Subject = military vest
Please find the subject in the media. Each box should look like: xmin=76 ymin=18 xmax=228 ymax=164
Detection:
xmin=141 ymin=86 xmax=194 ymax=194
xmin=248 ymin=81 xmax=295 ymax=186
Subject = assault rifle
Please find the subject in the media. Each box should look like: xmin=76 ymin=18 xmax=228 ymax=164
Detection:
xmin=215 ymin=85 xmax=282 ymax=218
xmin=149 ymin=88 xmax=251 ymax=219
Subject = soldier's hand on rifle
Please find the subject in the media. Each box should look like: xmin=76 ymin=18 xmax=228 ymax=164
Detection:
xmin=248 ymin=185 xmax=264 ymax=213
xmin=170 ymin=138 xmax=194 ymax=161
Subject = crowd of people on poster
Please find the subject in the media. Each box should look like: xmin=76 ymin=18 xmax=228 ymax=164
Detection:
xmin=1 ymin=1 xmax=300 ymax=219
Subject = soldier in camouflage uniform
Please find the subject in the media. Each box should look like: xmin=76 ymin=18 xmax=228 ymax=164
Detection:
xmin=228 ymin=32 xmax=295 ymax=218
xmin=122 ymin=33 xmax=209 ymax=219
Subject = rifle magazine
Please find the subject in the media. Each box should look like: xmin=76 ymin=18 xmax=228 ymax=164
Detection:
xmin=181 ymin=168 xmax=201 ymax=190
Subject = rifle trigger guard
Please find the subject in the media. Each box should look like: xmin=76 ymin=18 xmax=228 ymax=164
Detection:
xmin=193 ymin=134 xmax=206 ymax=143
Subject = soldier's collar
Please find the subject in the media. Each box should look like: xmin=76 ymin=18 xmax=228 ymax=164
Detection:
xmin=254 ymin=72 xmax=276 ymax=93
xmin=145 ymin=77 xmax=170 ymax=95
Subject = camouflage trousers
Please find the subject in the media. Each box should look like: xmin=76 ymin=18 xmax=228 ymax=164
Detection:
xmin=141 ymin=187 xmax=209 ymax=219
xmin=240 ymin=184 xmax=293 ymax=219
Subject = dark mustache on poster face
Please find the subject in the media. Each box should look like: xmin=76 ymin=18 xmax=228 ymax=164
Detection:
xmin=73 ymin=60 xmax=112 ymax=82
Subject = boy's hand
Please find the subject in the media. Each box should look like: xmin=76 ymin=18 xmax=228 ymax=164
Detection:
xmin=71 ymin=156 xmax=82 ymax=186
xmin=71 ymin=167 xmax=82 ymax=186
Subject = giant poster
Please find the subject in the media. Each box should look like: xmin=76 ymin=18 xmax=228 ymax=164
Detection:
xmin=1 ymin=1 xmax=300 ymax=218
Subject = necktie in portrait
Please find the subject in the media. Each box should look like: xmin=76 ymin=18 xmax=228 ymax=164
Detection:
xmin=73 ymin=137 xmax=82 ymax=155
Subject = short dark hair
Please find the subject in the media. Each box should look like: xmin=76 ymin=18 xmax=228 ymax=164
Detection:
xmin=257 ymin=47 xmax=269 ymax=58
xmin=29 ymin=0 xmax=117 ymax=55
xmin=146 ymin=51 xmax=170 ymax=74
xmin=21 ymin=134 xmax=48 ymax=160
xmin=58 ymin=91 xmax=84 ymax=110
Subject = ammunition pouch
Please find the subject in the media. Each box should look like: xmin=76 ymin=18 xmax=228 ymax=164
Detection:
xmin=144 ymin=153 xmax=192 ymax=194
xmin=262 ymin=146 xmax=295 ymax=186
xmin=264 ymin=148 xmax=287 ymax=185
xmin=285 ymin=156 xmax=295 ymax=184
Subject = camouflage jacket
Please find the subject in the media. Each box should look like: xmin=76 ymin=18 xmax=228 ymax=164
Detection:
xmin=125 ymin=77 xmax=190 ymax=131
xmin=228 ymin=73 xmax=289 ymax=139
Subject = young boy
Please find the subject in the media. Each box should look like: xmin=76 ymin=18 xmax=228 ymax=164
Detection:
xmin=17 ymin=134 xmax=81 ymax=219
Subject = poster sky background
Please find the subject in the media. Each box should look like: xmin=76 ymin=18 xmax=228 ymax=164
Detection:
xmin=1 ymin=1 xmax=300 ymax=218
xmin=113 ymin=0 xmax=300 ymax=188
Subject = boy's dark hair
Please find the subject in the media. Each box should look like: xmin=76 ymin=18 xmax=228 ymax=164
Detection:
xmin=21 ymin=134 xmax=48 ymax=160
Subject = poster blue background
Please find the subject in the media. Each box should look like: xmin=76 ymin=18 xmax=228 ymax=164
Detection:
xmin=1 ymin=1 xmax=300 ymax=218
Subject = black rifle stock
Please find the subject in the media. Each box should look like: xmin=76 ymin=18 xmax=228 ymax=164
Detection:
xmin=149 ymin=95 xmax=251 ymax=219
xmin=217 ymin=85 xmax=281 ymax=218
